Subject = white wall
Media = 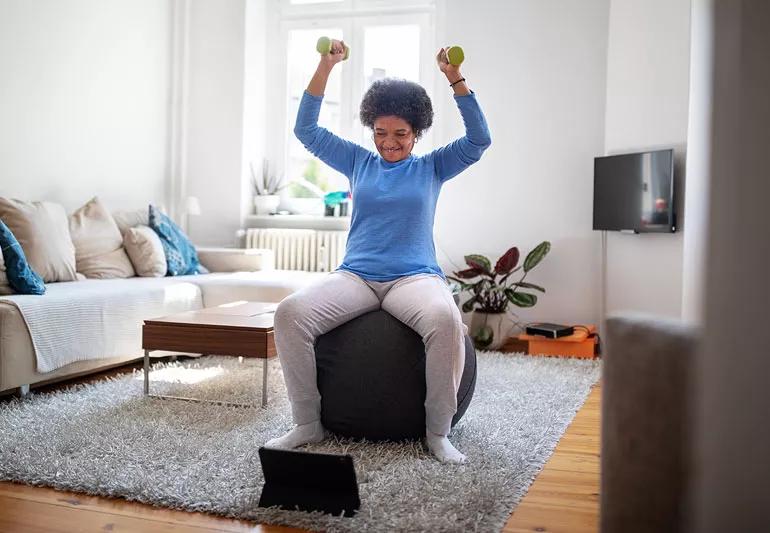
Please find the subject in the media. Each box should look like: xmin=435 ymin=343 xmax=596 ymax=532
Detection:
xmin=240 ymin=0 xmax=268 ymax=232
xmin=183 ymin=0 xmax=249 ymax=246
xmin=603 ymin=0 xmax=691 ymax=318
xmin=435 ymin=0 xmax=610 ymax=326
xmin=691 ymin=1 xmax=770 ymax=529
xmin=182 ymin=0 xmax=268 ymax=247
xmin=0 ymin=0 xmax=171 ymax=213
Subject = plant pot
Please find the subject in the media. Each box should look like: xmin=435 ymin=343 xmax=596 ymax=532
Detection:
xmin=253 ymin=195 xmax=281 ymax=215
xmin=282 ymin=197 xmax=324 ymax=216
xmin=470 ymin=311 xmax=517 ymax=350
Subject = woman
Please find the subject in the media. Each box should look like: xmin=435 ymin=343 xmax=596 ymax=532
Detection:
xmin=266 ymin=40 xmax=491 ymax=464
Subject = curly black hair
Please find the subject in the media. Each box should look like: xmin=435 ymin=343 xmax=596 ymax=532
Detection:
xmin=359 ymin=78 xmax=433 ymax=139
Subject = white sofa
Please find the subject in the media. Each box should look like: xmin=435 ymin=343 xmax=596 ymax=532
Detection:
xmin=0 ymin=250 xmax=325 ymax=396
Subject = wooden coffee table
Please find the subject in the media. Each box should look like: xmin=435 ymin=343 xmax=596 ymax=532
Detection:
xmin=142 ymin=301 xmax=277 ymax=408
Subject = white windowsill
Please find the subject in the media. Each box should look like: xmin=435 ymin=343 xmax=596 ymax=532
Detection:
xmin=244 ymin=214 xmax=351 ymax=231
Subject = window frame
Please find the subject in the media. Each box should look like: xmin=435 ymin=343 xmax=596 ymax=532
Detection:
xmin=279 ymin=0 xmax=435 ymax=19
xmin=268 ymin=1 xmax=437 ymax=198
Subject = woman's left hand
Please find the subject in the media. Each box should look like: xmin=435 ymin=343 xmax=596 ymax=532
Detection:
xmin=436 ymin=47 xmax=462 ymax=80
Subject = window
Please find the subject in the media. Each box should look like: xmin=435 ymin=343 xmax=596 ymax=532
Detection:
xmin=285 ymin=28 xmax=344 ymax=198
xmin=270 ymin=2 xmax=436 ymax=200
xmin=357 ymin=23 xmax=422 ymax=151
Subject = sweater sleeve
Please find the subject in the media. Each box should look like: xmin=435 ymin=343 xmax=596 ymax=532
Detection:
xmin=293 ymin=91 xmax=368 ymax=179
xmin=431 ymin=92 xmax=492 ymax=182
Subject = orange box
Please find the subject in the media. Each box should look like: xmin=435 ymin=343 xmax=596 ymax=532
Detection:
xmin=518 ymin=324 xmax=598 ymax=359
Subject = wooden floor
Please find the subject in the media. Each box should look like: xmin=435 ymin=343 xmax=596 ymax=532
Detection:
xmin=0 ymin=362 xmax=601 ymax=533
xmin=503 ymin=384 xmax=601 ymax=532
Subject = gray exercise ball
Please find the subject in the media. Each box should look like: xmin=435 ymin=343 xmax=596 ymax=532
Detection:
xmin=315 ymin=309 xmax=477 ymax=441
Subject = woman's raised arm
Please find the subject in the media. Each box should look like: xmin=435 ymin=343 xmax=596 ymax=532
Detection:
xmin=294 ymin=39 xmax=366 ymax=179
xmin=430 ymin=47 xmax=492 ymax=182
xmin=306 ymin=39 xmax=346 ymax=96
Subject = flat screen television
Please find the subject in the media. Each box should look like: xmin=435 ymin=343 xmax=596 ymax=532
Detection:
xmin=593 ymin=149 xmax=675 ymax=233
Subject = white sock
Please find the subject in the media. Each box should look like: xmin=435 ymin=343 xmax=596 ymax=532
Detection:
xmin=265 ymin=421 xmax=325 ymax=449
xmin=426 ymin=432 xmax=467 ymax=464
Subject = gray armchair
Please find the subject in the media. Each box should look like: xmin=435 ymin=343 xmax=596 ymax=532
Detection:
xmin=601 ymin=314 xmax=700 ymax=533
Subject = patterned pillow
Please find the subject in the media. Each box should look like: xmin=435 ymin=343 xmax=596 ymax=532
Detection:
xmin=0 ymin=219 xmax=45 ymax=295
xmin=147 ymin=204 xmax=202 ymax=276
xmin=0 ymin=246 xmax=11 ymax=295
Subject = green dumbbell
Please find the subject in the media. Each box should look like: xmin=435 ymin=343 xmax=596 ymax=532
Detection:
xmin=447 ymin=45 xmax=464 ymax=66
xmin=316 ymin=36 xmax=350 ymax=61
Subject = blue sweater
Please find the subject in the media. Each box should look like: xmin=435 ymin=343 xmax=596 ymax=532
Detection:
xmin=294 ymin=90 xmax=491 ymax=281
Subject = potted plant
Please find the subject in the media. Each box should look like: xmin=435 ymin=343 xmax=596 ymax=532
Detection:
xmin=251 ymin=160 xmax=287 ymax=215
xmin=283 ymin=159 xmax=329 ymax=216
xmin=447 ymin=241 xmax=551 ymax=350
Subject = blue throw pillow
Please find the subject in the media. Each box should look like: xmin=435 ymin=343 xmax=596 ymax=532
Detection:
xmin=0 ymin=219 xmax=45 ymax=295
xmin=148 ymin=204 xmax=202 ymax=276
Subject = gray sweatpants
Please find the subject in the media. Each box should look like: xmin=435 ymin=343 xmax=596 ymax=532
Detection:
xmin=273 ymin=270 xmax=467 ymax=436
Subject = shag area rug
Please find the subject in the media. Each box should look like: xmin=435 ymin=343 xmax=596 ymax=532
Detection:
xmin=0 ymin=352 xmax=600 ymax=532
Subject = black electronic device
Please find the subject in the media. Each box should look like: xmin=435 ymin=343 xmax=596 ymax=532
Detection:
xmin=525 ymin=323 xmax=575 ymax=339
xmin=593 ymin=148 xmax=676 ymax=233
xmin=257 ymin=447 xmax=360 ymax=517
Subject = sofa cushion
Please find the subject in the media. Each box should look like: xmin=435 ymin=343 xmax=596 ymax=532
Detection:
xmin=195 ymin=270 xmax=327 ymax=307
xmin=0 ymin=303 xmax=140 ymax=393
xmin=112 ymin=208 xmax=148 ymax=236
xmin=0 ymin=269 xmax=325 ymax=388
xmin=124 ymin=225 xmax=166 ymax=277
xmin=68 ymin=197 xmax=136 ymax=279
xmin=0 ymin=198 xmax=76 ymax=283
xmin=0 ymin=220 xmax=45 ymax=295
xmin=0 ymin=276 xmax=204 ymax=373
xmin=113 ymin=205 xmax=169 ymax=236
xmin=148 ymin=204 xmax=202 ymax=276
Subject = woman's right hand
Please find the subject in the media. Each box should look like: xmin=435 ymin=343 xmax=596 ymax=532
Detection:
xmin=319 ymin=39 xmax=348 ymax=69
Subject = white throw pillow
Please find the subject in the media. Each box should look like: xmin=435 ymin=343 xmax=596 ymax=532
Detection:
xmin=69 ymin=197 xmax=136 ymax=279
xmin=113 ymin=204 xmax=166 ymax=236
xmin=112 ymin=208 xmax=148 ymax=236
xmin=123 ymin=225 xmax=166 ymax=277
xmin=0 ymin=198 xmax=78 ymax=283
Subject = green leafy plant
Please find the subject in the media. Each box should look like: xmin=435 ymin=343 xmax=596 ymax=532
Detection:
xmin=447 ymin=241 xmax=551 ymax=347
xmin=288 ymin=159 xmax=331 ymax=198
xmin=251 ymin=160 xmax=288 ymax=196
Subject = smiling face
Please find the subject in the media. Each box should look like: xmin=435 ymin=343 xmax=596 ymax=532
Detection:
xmin=373 ymin=115 xmax=417 ymax=163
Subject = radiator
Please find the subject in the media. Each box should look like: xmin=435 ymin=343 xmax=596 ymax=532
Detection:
xmin=245 ymin=228 xmax=348 ymax=272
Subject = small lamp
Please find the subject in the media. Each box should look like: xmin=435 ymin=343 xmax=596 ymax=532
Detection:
xmin=184 ymin=195 xmax=201 ymax=235
xmin=185 ymin=195 xmax=201 ymax=216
